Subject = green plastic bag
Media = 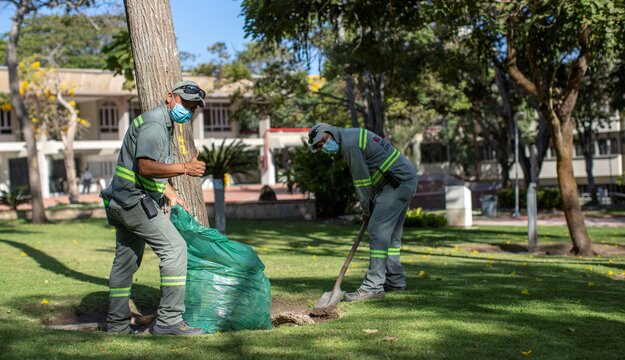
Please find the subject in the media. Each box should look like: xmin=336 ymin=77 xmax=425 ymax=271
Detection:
xmin=170 ymin=206 xmax=272 ymax=333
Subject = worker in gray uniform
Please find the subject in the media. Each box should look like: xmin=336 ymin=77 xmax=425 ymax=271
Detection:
xmin=101 ymin=80 xmax=207 ymax=335
xmin=308 ymin=123 xmax=418 ymax=302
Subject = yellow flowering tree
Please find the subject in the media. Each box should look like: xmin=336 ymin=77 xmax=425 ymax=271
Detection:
xmin=19 ymin=58 xmax=90 ymax=203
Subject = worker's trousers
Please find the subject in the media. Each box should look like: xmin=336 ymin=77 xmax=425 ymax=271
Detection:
xmin=360 ymin=177 xmax=417 ymax=292
xmin=104 ymin=198 xmax=187 ymax=332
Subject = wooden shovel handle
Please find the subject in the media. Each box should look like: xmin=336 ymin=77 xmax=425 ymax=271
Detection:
xmin=332 ymin=219 xmax=369 ymax=292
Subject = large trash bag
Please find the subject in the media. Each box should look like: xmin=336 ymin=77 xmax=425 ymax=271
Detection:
xmin=170 ymin=205 xmax=272 ymax=333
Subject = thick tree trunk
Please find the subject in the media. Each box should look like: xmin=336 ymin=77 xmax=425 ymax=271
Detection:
xmin=546 ymin=111 xmax=593 ymax=255
xmin=7 ymin=0 xmax=47 ymax=224
xmin=125 ymin=0 xmax=209 ymax=226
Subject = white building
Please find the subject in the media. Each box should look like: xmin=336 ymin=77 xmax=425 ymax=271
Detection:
xmin=0 ymin=67 xmax=309 ymax=197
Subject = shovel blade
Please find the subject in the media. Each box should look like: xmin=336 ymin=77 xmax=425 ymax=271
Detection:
xmin=314 ymin=289 xmax=345 ymax=309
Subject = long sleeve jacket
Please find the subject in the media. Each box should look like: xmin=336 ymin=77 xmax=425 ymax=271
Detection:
xmin=328 ymin=127 xmax=418 ymax=216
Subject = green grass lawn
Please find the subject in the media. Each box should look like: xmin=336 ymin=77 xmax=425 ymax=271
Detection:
xmin=0 ymin=218 xmax=624 ymax=359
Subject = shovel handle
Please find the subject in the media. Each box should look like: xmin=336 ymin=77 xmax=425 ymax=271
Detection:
xmin=332 ymin=219 xmax=369 ymax=293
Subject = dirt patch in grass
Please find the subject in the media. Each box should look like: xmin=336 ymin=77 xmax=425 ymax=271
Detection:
xmin=455 ymin=243 xmax=625 ymax=256
xmin=44 ymin=297 xmax=339 ymax=331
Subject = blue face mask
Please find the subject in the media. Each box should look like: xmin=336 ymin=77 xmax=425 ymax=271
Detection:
xmin=321 ymin=139 xmax=340 ymax=154
xmin=169 ymin=103 xmax=193 ymax=123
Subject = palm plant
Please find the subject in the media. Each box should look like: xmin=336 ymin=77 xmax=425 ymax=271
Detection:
xmin=199 ymin=139 xmax=258 ymax=180
xmin=0 ymin=185 xmax=31 ymax=211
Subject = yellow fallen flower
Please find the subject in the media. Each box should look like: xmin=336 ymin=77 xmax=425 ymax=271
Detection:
xmin=521 ymin=289 xmax=529 ymax=295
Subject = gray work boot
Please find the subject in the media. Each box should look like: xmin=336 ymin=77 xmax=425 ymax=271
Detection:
xmin=344 ymin=289 xmax=385 ymax=302
xmin=383 ymin=284 xmax=407 ymax=292
xmin=150 ymin=321 xmax=205 ymax=336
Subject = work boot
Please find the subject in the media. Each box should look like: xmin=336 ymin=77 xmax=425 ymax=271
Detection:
xmin=383 ymin=284 xmax=407 ymax=292
xmin=150 ymin=321 xmax=205 ymax=336
xmin=344 ymin=289 xmax=385 ymax=302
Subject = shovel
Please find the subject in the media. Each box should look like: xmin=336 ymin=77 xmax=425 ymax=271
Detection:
xmin=314 ymin=218 xmax=369 ymax=309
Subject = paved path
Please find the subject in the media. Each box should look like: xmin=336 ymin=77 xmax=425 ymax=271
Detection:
xmin=2 ymin=183 xmax=308 ymax=211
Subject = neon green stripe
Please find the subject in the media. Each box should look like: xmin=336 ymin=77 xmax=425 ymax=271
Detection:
xmin=137 ymin=174 xmax=166 ymax=190
xmin=161 ymin=276 xmax=186 ymax=280
xmin=370 ymin=254 xmax=387 ymax=258
xmin=358 ymin=129 xmax=363 ymax=149
xmin=381 ymin=150 xmax=400 ymax=172
xmin=133 ymin=118 xmax=139 ymax=127
xmin=370 ymin=250 xmax=387 ymax=254
xmin=161 ymin=282 xmax=186 ymax=286
xmin=362 ymin=129 xmax=367 ymax=150
xmin=110 ymin=287 xmax=131 ymax=291
xmin=103 ymin=199 xmax=109 ymax=207
xmin=116 ymin=165 xmax=134 ymax=176
xmin=110 ymin=293 xmax=130 ymax=298
xmin=138 ymin=115 xmax=143 ymax=125
xmin=115 ymin=171 xmax=136 ymax=183
xmin=388 ymin=248 xmax=400 ymax=251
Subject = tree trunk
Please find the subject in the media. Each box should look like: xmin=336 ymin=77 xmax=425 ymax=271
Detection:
xmin=57 ymin=93 xmax=80 ymax=204
xmin=125 ymin=0 xmax=209 ymax=226
xmin=7 ymin=0 xmax=47 ymax=224
xmin=546 ymin=111 xmax=593 ymax=255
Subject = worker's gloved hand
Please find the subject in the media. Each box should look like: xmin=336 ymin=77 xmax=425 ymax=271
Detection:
xmin=170 ymin=196 xmax=189 ymax=212
xmin=185 ymin=153 xmax=206 ymax=177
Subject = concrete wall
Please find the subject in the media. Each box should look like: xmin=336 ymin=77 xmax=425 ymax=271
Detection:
xmin=206 ymin=200 xmax=316 ymax=221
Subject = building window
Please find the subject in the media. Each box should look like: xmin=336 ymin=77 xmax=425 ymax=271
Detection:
xmin=203 ymin=102 xmax=231 ymax=132
xmin=0 ymin=108 xmax=11 ymax=134
xmin=598 ymin=138 xmax=609 ymax=155
xmin=610 ymin=137 xmax=619 ymax=154
xmin=128 ymin=102 xmax=141 ymax=122
xmin=99 ymin=101 xmax=119 ymax=133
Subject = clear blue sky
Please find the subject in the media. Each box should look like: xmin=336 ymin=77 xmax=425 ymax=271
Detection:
xmin=0 ymin=0 xmax=251 ymax=70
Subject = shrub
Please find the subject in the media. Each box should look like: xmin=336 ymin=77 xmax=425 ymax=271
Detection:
xmin=404 ymin=208 xmax=447 ymax=228
xmin=496 ymin=187 xmax=562 ymax=210
xmin=0 ymin=185 xmax=31 ymax=210
xmin=291 ymin=144 xmax=356 ymax=218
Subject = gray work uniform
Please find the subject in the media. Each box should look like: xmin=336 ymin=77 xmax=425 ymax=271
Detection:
xmin=328 ymin=127 xmax=418 ymax=292
xmin=100 ymin=103 xmax=187 ymax=332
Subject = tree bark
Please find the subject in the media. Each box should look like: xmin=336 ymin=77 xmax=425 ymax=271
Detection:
xmin=125 ymin=0 xmax=209 ymax=226
xmin=579 ymin=127 xmax=598 ymax=205
xmin=546 ymin=111 xmax=593 ymax=255
xmin=505 ymin=20 xmax=593 ymax=255
xmin=57 ymin=92 xmax=80 ymax=204
xmin=345 ymin=75 xmax=359 ymax=128
xmin=7 ymin=0 xmax=47 ymax=224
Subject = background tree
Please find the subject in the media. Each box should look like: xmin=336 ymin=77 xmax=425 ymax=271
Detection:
xmin=435 ymin=0 xmax=625 ymax=255
xmin=18 ymin=58 xmax=90 ymax=203
xmin=124 ymin=0 xmax=209 ymax=226
xmin=1 ymin=13 xmax=126 ymax=68
xmin=3 ymin=0 xmax=94 ymax=224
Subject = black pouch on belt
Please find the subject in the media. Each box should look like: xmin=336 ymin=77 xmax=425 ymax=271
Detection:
xmin=140 ymin=196 xmax=158 ymax=219
xmin=383 ymin=170 xmax=401 ymax=189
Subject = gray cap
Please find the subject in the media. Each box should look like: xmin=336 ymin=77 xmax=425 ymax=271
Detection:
xmin=308 ymin=123 xmax=332 ymax=152
xmin=171 ymin=80 xmax=206 ymax=108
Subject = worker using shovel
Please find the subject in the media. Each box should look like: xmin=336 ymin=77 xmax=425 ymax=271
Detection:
xmin=309 ymin=123 xmax=417 ymax=302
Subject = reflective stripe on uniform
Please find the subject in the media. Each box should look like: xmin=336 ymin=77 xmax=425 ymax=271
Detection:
xmin=114 ymin=165 xmax=166 ymax=194
xmin=354 ymin=178 xmax=372 ymax=187
xmin=388 ymin=247 xmax=400 ymax=256
xmin=370 ymin=249 xmax=388 ymax=258
xmin=371 ymin=149 xmax=400 ymax=185
xmin=110 ymin=286 xmax=131 ymax=297
xmin=161 ymin=275 xmax=186 ymax=286
xmin=133 ymin=115 xmax=144 ymax=128
xmin=358 ymin=128 xmax=368 ymax=150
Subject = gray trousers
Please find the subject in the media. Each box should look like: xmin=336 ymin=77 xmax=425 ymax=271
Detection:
xmin=105 ymin=198 xmax=187 ymax=332
xmin=360 ymin=177 xmax=417 ymax=292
